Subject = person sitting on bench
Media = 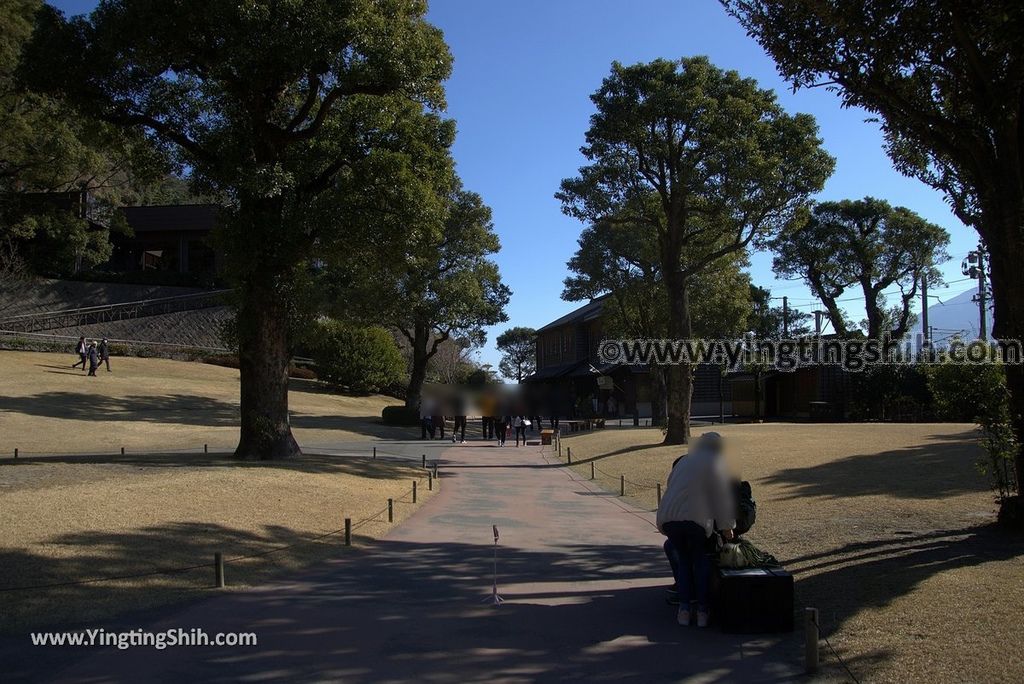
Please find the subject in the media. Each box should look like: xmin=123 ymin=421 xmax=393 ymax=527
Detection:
xmin=656 ymin=432 xmax=736 ymax=628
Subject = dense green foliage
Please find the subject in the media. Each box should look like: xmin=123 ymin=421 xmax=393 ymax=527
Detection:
xmin=324 ymin=183 xmax=510 ymax=406
xmin=310 ymin=319 xmax=405 ymax=395
xmin=558 ymin=56 xmax=833 ymax=443
xmin=723 ymin=0 xmax=1024 ymax=516
xmin=20 ymin=0 xmax=456 ymax=458
xmin=1 ymin=0 xmax=167 ymax=280
xmin=927 ymin=353 xmax=1017 ymax=502
xmin=773 ymin=198 xmax=949 ymax=340
xmin=496 ymin=326 xmax=537 ymax=382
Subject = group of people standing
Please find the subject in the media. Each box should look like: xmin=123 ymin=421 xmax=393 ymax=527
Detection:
xmin=419 ymin=414 xmax=544 ymax=447
xmin=72 ymin=336 xmax=111 ymax=376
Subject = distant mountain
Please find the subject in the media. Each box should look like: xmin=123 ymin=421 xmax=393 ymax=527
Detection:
xmin=913 ymin=287 xmax=993 ymax=345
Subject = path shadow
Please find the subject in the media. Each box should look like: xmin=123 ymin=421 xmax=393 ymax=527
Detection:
xmin=1 ymin=536 xmax=803 ymax=682
xmin=761 ymin=429 xmax=987 ymax=500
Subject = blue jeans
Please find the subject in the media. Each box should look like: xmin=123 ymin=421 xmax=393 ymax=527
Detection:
xmin=663 ymin=521 xmax=712 ymax=612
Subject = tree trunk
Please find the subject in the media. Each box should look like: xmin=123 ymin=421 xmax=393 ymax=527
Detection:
xmin=664 ymin=271 xmax=693 ymax=445
xmin=650 ymin=364 xmax=667 ymax=427
xmin=234 ymin=281 xmax=301 ymax=460
xmin=984 ymin=205 xmax=1024 ymax=491
xmin=404 ymin=321 xmax=430 ymax=409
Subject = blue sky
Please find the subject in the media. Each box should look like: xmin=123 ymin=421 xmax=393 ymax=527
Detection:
xmin=50 ymin=0 xmax=982 ymax=369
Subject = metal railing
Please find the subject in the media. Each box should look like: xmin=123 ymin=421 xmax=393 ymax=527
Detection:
xmin=0 ymin=290 xmax=232 ymax=333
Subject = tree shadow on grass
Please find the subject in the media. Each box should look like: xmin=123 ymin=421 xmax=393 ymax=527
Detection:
xmin=0 ymin=450 xmax=432 ymax=479
xmin=0 ymin=391 xmax=240 ymax=426
xmin=760 ymin=428 xmax=988 ymax=500
xmin=789 ymin=524 xmax=1024 ymax=676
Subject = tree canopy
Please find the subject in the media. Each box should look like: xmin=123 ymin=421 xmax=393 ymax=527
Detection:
xmin=558 ymin=56 xmax=833 ymax=443
xmin=323 ymin=182 xmax=510 ymax=407
xmin=1 ymin=0 xmax=169 ymax=279
xmin=496 ymin=326 xmax=537 ymax=383
xmin=723 ymin=0 xmax=1024 ymax=493
xmin=20 ymin=0 xmax=455 ymax=459
xmin=772 ymin=197 xmax=949 ymax=340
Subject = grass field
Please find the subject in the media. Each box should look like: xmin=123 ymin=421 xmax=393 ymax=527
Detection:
xmin=558 ymin=423 xmax=1024 ymax=683
xmin=0 ymin=350 xmax=431 ymax=633
xmin=0 ymin=349 xmax=409 ymax=455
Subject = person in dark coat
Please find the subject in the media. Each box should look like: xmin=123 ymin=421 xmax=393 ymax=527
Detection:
xmin=98 ymin=338 xmax=111 ymax=372
xmin=86 ymin=342 xmax=99 ymax=377
xmin=72 ymin=336 xmax=87 ymax=371
xmin=495 ymin=416 xmax=509 ymax=446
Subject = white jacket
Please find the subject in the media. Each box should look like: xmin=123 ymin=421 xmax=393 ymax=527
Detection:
xmin=656 ymin=446 xmax=736 ymax=537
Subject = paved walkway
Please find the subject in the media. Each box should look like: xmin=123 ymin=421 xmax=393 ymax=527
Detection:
xmin=18 ymin=442 xmax=800 ymax=683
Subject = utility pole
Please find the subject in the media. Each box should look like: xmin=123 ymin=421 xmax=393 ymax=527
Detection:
xmin=962 ymin=243 xmax=989 ymax=340
xmin=977 ymin=245 xmax=988 ymax=341
xmin=813 ymin=310 xmax=823 ymax=337
xmin=782 ymin=296 xmax=789 ymax=337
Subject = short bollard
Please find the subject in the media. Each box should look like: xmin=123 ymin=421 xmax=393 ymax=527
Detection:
xmin=14 ymin=448 xmax=18 ymax=459
xmin=422 ymin=453 xmax=426 ymax=468
xmin=214 ymin=552 xmax=225 ymax=588
xmin=344 ymin=518 xmax=352 ymax=546
xmin=121 ymin=446 xmax=125 ymax=455
xmin=387 ymin=498 xmax=394 ymax=523
xmin=373 ymin=446 xmax=377 ymax=459
xmin=567 ymin=447 xmax=572 ymax=464
xmin=620 ymin=474 xmax=625 ymax=496
xmin=412 ymin=480 xmax=417 ymax=504
xmin=591 ymin=462 xmax=595 ymax=480
xmin=805 ymin=607 xmax=819 ymax=673
xmin=204 ymin=444 xmax=208 ymax=454
xmin=428 ymin=471 xmax=433 ymax=491
xmin=558 ymin=440 xmax=562 ymax=459
xmin=656 ymin=482 xmax=662 ymax=505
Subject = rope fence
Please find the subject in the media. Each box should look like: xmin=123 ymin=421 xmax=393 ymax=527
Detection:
xmin=543 ymin=435 xmax=858 ymax=684
xmin=1 ymin=444 xmax=438 ymax=594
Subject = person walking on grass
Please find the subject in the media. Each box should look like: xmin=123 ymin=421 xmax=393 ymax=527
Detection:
xmin=98 ymin=338 xmax=111 ymax=372
xmin=86 ymin=341 xmax=99 ymax=377
xmin=656 ymin=432 xmax=736 ymax=629
xmin=72 ymin=336 xmax=87 ymax=371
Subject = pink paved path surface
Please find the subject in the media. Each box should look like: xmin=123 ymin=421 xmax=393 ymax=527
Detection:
xmin=10 ymin=443 xmax=800 ymax=683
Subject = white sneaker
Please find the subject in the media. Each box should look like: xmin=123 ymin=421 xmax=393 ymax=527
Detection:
xmin=677 ymin=607 xmax=690 ymax=626
xmin=696 ymin=611 xmax=709 ymax=628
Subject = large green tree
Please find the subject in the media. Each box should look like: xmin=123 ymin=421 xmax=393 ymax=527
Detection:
xmin=1 ymin=0 xmax=166 ymax=279
xmin=773 ymin=197 xmax=949 ymax=340
xmin=723 ymin=0 xmax=1024 ymax=509
xmin=20 ymin=0 xmax=453 ymax=459
xmin=557 ymin=57 xmax=833 ymax=444
xmin=563 ymin=215 xmax=753 ymax=426
xmin=327 ymin=184 xmax=510 ymax=407
xmin=496 ymin=326 xmax=537 ymax=383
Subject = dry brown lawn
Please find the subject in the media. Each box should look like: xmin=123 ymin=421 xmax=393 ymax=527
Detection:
xmin=559 ymin=423 xmax=1024 ymax=683
xmin=0 ymin=350 xmax=432 ymax=634
xmin=0 ymin=349 xmax=410 ymax=455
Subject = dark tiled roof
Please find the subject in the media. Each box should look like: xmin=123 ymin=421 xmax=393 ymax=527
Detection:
xmin=523 ymin=361 xmax=585 ymax=381
xmin=121 ymin=204 xmax=218 ymax=233
xmin=536 ymin=294 xmax=609 ymax=333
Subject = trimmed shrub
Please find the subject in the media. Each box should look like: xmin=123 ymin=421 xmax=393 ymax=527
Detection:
xmin=382 ymin=405 xmax=420 ymax=426
xmin=309 ymin=319 xmax=404 ymax=394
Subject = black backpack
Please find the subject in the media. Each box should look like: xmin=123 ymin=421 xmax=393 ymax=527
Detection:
xmin=734 ymin=480 xmax=757 ymax=536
